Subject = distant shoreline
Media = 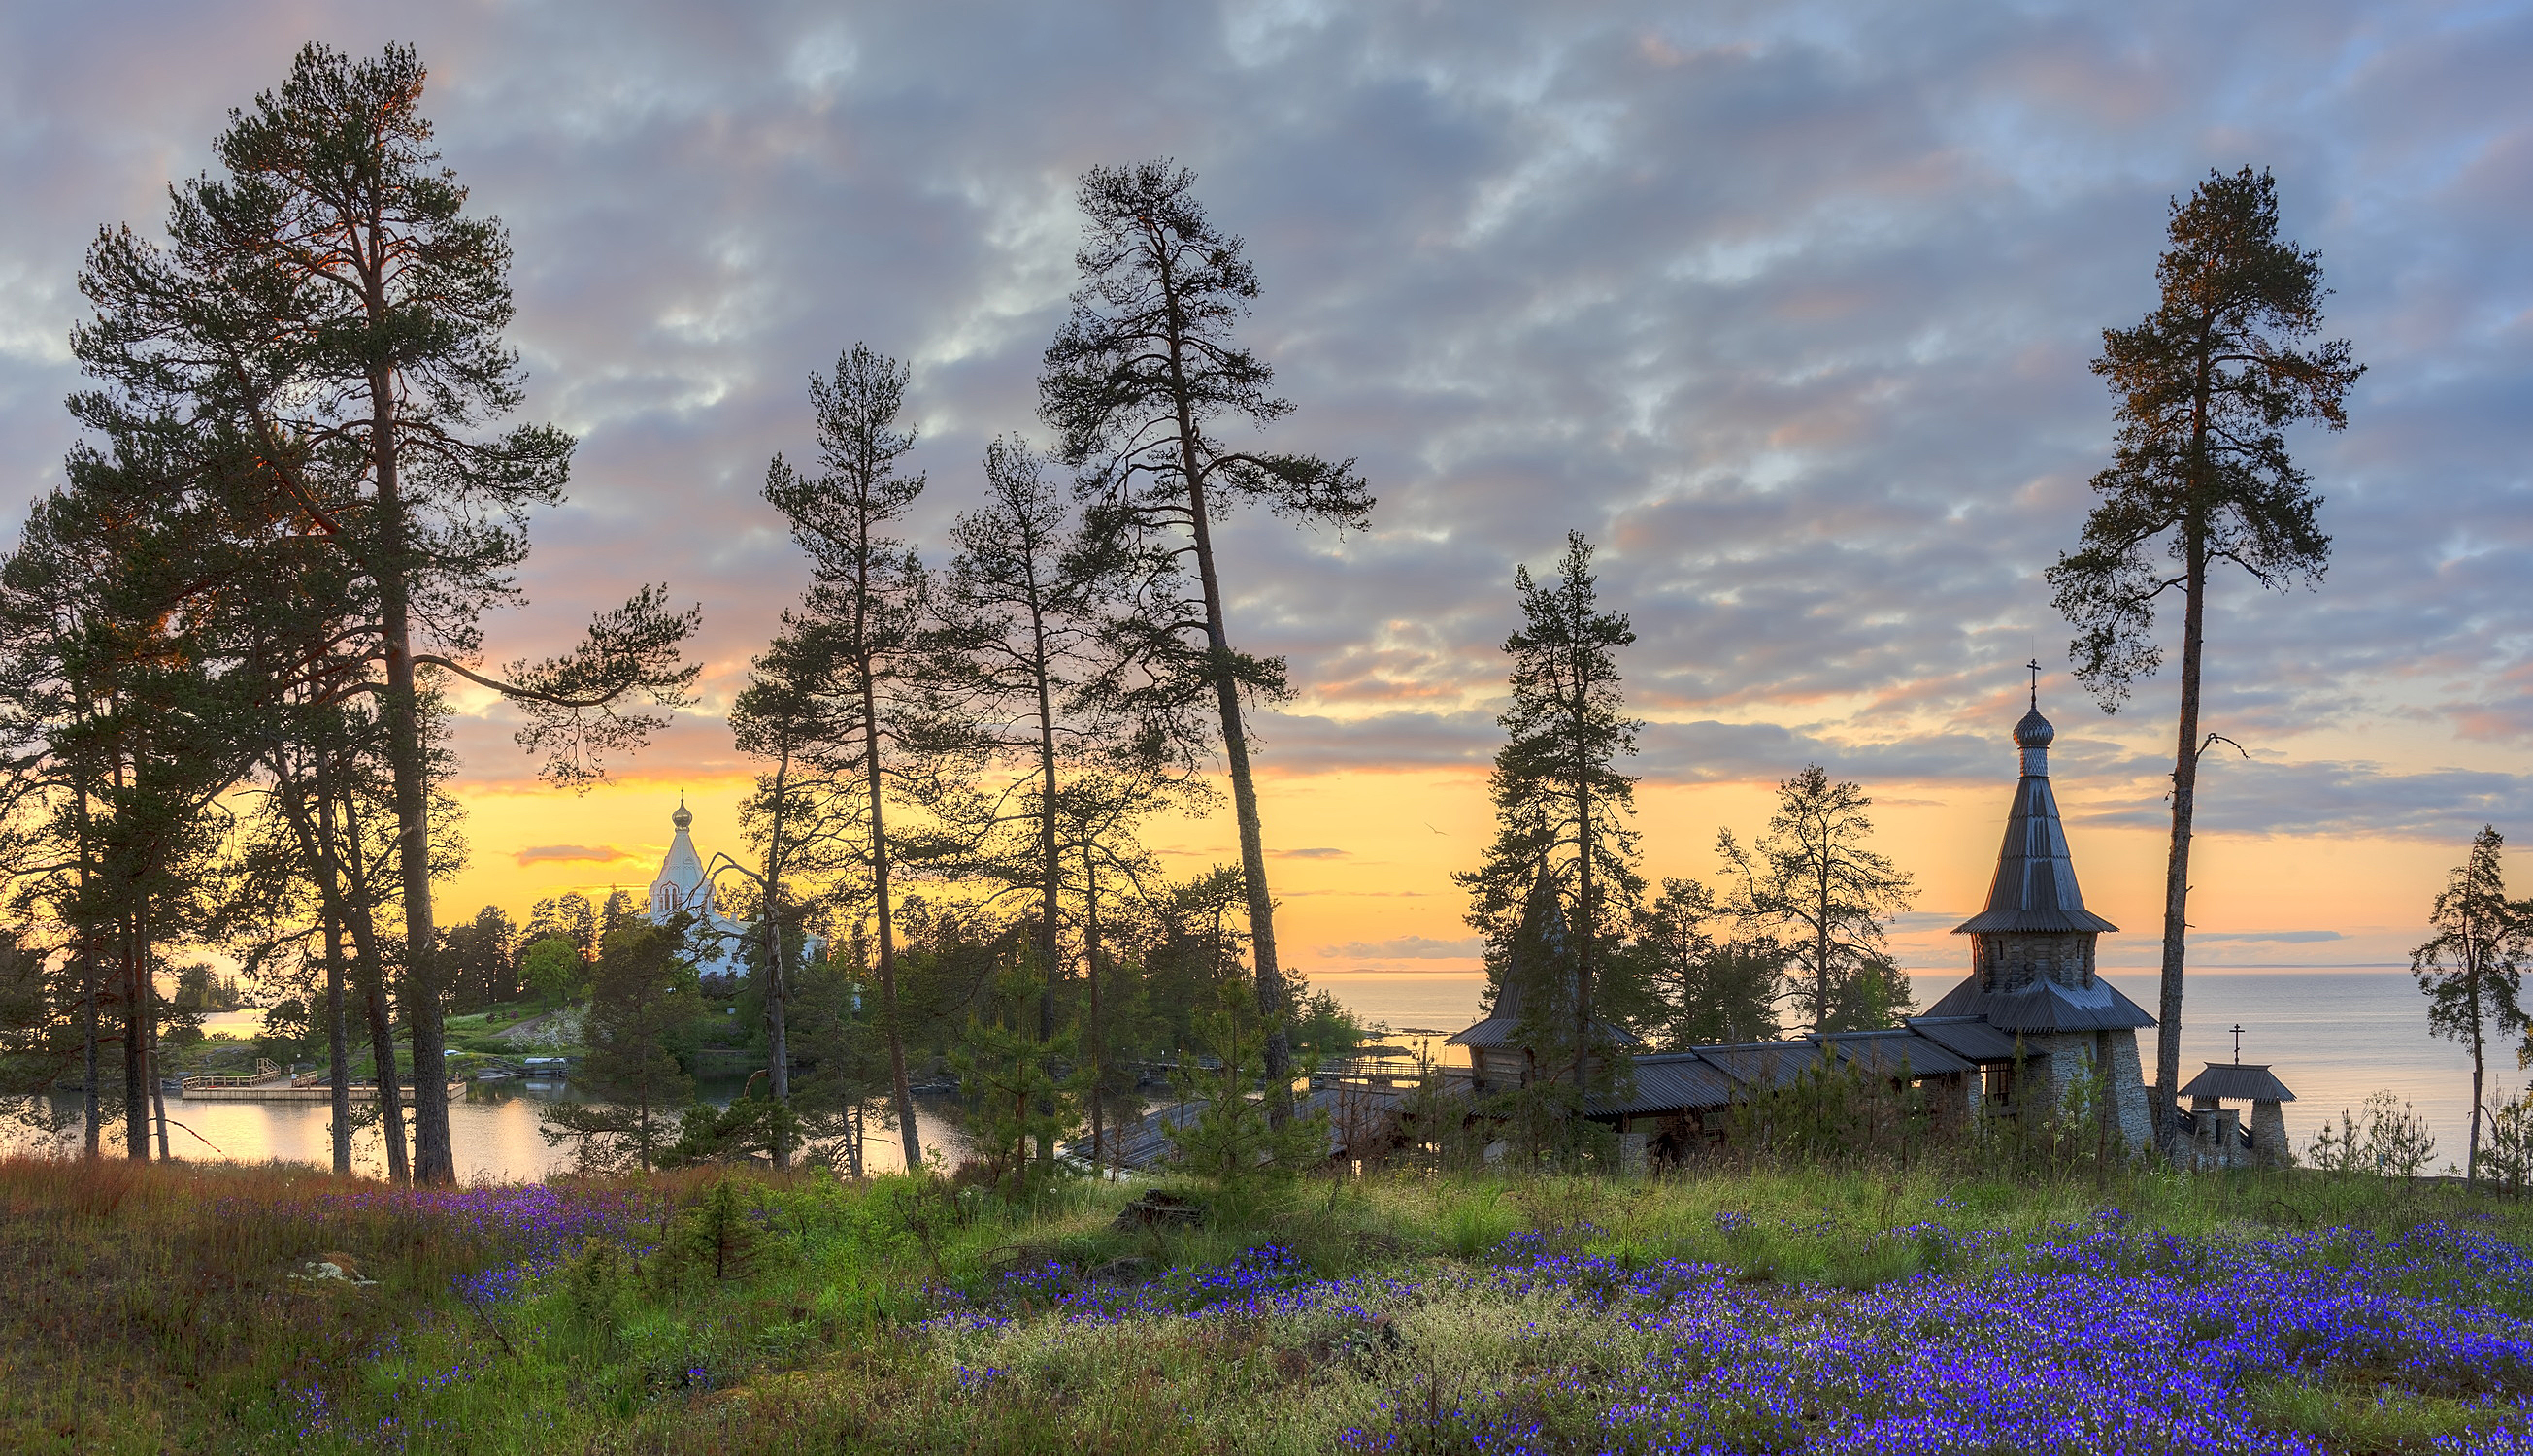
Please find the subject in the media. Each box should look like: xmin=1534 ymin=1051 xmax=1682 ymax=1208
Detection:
xmin=1310 ymin=963 xmax=2417 ymax=976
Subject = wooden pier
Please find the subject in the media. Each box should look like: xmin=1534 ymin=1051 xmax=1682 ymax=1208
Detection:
xmin=179 ymin=1062 xmax=467 ymax=1103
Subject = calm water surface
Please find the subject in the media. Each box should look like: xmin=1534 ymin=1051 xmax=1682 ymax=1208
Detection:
xmin=2 ymin=967 xmax=2484 ymax=1178
xmin=2 ymin=1079 xmax=969 ymax=1181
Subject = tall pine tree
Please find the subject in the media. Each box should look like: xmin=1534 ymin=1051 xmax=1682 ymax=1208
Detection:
xmin=72 ymin=43 xmax=698 ymax=1180
xmin=2045 ymin=167 xmax=2363 ymax=1142
xmin=1040 ymin=161 xmax=1372 ymax=1116
xmin=2412 ymin=826 xmax=2530 ymax=1185
xmin=1455 ymin=531 xmax=1644 ymax=1107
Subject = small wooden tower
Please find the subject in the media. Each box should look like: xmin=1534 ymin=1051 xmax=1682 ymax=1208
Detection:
xmin=1449 ymin=869 xmax=1634 ymax=1093
xmin=2177 ymin=1060 xmax=2296 ymax=1169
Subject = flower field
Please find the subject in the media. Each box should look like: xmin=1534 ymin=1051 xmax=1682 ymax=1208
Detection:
xmin=6 ymin=1157 xmax=2532 ymax=1454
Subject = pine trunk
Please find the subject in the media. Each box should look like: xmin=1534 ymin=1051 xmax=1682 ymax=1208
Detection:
xmin=1033 ymin=601 xmax=1061 ymax=1169
xmin=1151 ymin=236 xmax=1290 ymax=1121
xmin=371 ymin=354 xmax=453 ymax=1183
xmin=863 ymin=673 xmax=922 ymax=1172
xmin=1084 ymin=842 xmax=1104 ymax=1170
xmin=763 ymin=752 xmax=790 ymax=1171
xmin=331 ymin=771 xmax=409 ymax=1183
xmin=324 ymin=903 xmax=353 ymax=1175
xmin=122 ymin=909 xmax=146 ymax=1160
xmin=2153 ymin=531 xmax=2209 ymax=1151
xmin=2469 ymin=949 xmax=2485 ymax=1184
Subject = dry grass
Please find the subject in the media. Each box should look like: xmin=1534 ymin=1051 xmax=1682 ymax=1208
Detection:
xmin=2 ymin=1153 xmax=2528 ymax=1453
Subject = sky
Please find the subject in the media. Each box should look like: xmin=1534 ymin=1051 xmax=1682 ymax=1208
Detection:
xmin=1 ymin=1 xmax=2528 ymax=980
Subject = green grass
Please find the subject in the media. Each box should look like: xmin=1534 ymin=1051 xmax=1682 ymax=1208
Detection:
xmin=3 ymin=1154 xmax=2528 ymax=1454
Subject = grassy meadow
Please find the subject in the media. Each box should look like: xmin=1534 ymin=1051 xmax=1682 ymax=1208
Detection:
xmin=3 ymin=1154 xmax=2531 ymax=1454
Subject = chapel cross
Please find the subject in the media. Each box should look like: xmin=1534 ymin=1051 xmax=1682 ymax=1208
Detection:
xmin=2231 ymin=1023 xmax=2246 ymax=1063
xmin=2026 ymin=658 xmax=2042 ymax=709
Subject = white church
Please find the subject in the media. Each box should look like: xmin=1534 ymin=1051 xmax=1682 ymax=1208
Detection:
xmin=643 ymin=799 xmax=765 ymax=988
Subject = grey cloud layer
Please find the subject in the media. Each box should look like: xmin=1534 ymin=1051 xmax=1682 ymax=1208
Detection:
xmin=2 ymin=0 xmax=2527 ymax=846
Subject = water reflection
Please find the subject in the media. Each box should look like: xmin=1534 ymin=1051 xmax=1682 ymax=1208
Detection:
xmin=3 ymin=1080 xmax=970 ymax=1181
xmin=9 ymin=968 xmax=2487 ymax=1179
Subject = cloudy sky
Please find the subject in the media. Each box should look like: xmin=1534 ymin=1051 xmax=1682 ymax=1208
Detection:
xmin=2 ymin=0 xmax=2527 ymax=975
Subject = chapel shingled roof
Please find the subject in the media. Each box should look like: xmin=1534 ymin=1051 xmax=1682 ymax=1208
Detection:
xmin=2179 ymin=1062 xmax=2297 ymax=1103
xmin=1952 ymin=705 xmax=2120 ymax=936
xmin=1920 ymin=972 xmax=2156 ymax=1032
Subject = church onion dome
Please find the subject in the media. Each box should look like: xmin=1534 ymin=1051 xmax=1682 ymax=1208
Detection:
xmin=672 ymin=798 xmax=693 ymax=831
xmin=1952 ymin=703 xmax=2118 ymax=936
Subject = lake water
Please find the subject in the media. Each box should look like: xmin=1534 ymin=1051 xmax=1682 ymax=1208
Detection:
xmin=2 ymin=1080 xmax=970 ymax=1181
xmin=1317 ymin=968 xmax=2491 ymax=1169
xmin=2 ymin=967 xmax=2487 ymax=1179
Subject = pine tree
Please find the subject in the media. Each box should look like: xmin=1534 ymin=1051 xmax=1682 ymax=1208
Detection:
xmin=756 ymin=342 xmax=932 ymax=1171
xmin=1040 ymin=161 xmax=1372 ymax=1117
xmin=1454 ymin=531 xmax=1645 ymax=1102
xmin=2412 ymin=826 xmax=2531 ymax=1184
xmin=1629 ymin=877 xmax=1780 ymax=1047
xmin=540 ymin=916 xmax=699 ymax=1174
xmin=2045 ymin=167 xmax=2364 ymax=1142
xmin=72 ymin=43 xmax=699 ymax=1180
xmin=1718 ymin=766 xmax=1916 ymax=1035
xmin=925 ymin=437 xmax=1106 ymax=1132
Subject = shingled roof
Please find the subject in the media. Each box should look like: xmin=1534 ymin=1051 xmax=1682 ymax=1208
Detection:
xmin=1814 ymin=1029 xmax=1975 ymax=1077
xmin=1952 ymin=706 xmax=2119 ymax=936
xmin=1587 ymin=1052 xmax=1741 ymax=1115
xmin=1903 ymin=1015 xmax=2026 ymax=1063
xmin=1920 ymin=971 xmax=2156 ymax=1032
xmin=2179 ymin=1063 xmax=2297 ymax=1103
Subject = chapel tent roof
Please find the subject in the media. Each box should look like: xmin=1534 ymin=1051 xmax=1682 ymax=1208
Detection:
xmin=2179 ymin=1063 xmax=2297 ymax=1103
xmin=1920 ymin=971 xmax=2156 ymax=1033
xmin=654 ymin=798 xmax=708 ymax=901
xmin=1952 ymin=706 xmax=2119 ymax=936
xmin=1447 ymin=865 xmax=1638 ymax=1049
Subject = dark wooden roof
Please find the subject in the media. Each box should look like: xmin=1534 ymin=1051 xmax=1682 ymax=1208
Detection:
xmin=2179 ymin=1062 xmax=2296 ymax=1103
xmin=1693 ymin=1041 xmax=1823 ymax=1089
xmin=1814 ymin=1029 xmax=1975 ymax=1077
xmin=1587 ymin=1053 xmax=1740 ymax=1115
xmin=1903 ymin=1015 xmax=2026 ymax=1063
xmin=1447 ymin=1014 xmax=1639 ymax=1049
xmin=1922 ymin=971 xmax=2155 ymax=1033
xmin=1952 ymin=708 xmax=2118 ymax=936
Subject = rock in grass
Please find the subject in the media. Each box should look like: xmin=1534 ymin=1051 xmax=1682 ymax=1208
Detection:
xmin=1089 ymin=1256 xmax=1159 ymax=1284
xmin=1112 ymin=1190 xmax=1203 ymax=1231
xmin=289 ymin=1250 xmax=378 ymax=1287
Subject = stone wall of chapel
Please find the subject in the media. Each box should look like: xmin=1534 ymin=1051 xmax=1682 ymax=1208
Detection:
xmin=1974 ymin=931 xmax=2098 ymax=991
xmin=2004 ymin=1030 xmax=2150 ymax=1157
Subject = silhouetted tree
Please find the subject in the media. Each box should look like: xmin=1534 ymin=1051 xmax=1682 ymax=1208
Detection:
xmin=1041 ymin=160 xmax=1372 ymax=1115
xmin=1630 ymin=877 xmax=1780 ymax=1047
xmin=443 ymin=906 xmax=518 ymax=1010
xmin=1455 ymin=531 xmax=1644 ymax=1096
xmin=2413 ymin=825 xmax=2531 ymax=1184
xmin=758 ymin=343 xmax=932 ymax=1170
xmin=2045 ymin=166 xmax=2363 ymax=1140
xmin=540 ymin=916 xmax=699 ymax=1174
xmin=1719 ymin=766 xmax=1916 ymax=1035
xmin=72 ymin=44 xmax=699 ymax=1180
xmin=926 ymin=439 xmax=1105 ymax=1090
